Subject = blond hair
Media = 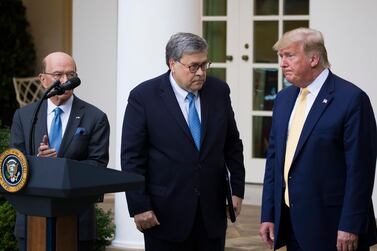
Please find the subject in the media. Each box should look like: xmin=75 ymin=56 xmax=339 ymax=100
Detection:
xmin=273 ymin=27 xmax=330 ymax=68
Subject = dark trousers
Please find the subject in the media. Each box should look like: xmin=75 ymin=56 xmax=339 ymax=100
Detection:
xmin=144 ymin=206 xmax=225 ymax=251
xmin=279 ymin=204 xmax=370 ymax=251
xmin=280 ymin=204 xmax=304 ymax=251
xmin=17 ymin=237 xmax=94 ymax=251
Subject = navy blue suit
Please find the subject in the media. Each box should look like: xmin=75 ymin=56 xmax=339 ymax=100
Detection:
xmin=121 ymin=71 xmax=245 ymax=242
xmin=261 ymin=71 xmax=377 ymax=250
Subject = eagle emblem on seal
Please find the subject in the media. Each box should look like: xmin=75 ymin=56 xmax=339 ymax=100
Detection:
xmin=5 ymin=159 xmax=21 ymax=183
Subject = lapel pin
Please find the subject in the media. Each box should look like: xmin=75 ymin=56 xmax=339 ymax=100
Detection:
xmin=76 ymin=116 xmax=81 ymax=119
xmin=322 ymin=99 xmax=328 ymax=104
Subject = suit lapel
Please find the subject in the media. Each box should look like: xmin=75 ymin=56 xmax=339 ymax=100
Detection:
xmin=58 ymin=96 xmax=84 ymax=157
xmin=159 ymin=73 xmax=194 ymax=144
xmin=34 ymin=101 xmax=48 ymax=154
xmin=276 ymin=87 xmax=300 ymax=169
xmin=199 ymin=86 xmax=209 ymax=148
xmin=292 ymin=72 xmax=335 ymax=164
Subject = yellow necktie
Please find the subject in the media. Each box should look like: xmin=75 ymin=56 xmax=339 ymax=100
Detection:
xmin=284 ymin=88 xmax=309 ymax=206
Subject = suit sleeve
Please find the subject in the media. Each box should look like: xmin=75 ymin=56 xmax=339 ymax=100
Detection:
xmin=224 ymin=85 xmax=246 ymax=198
xmin=260 ymin=107 xmax=276 ymax=223
xmin=121 ymin=89 xmax=152 ymax=216
xmin=338 ymin=91 xmax=377 ymax=234
xmin=80 ymin=113 xmax=110 ymax=167
xmin=10 ymin=109 xmax=27 ymax=154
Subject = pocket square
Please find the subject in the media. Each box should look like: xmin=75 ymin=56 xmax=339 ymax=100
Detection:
xmin=75 ymin=127 xmax=86 ymax=136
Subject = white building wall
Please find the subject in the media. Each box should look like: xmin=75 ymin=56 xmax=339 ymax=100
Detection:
xmin=310 ymin=0 xmax=377 ymax=209
xmin=72 ymin=0 xmax=118 ymax=170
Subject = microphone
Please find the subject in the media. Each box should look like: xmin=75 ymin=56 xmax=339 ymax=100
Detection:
xmin=29 ymin=77 xmax=81 ymax=155
xmin=46 ymin=77 xmax=81 ymax=98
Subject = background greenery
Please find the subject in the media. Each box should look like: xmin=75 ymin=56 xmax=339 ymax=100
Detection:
xmin=0 ymin=0 xmax=36 ymax=126
xmin=95 ymin=206 xmax=116 ymax=251
xmin=0 ymin=123 xmax=17 ymax=251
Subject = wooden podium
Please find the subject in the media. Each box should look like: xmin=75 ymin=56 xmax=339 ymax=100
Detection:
xmin=0 ymin=156 xmax=144 ymax=251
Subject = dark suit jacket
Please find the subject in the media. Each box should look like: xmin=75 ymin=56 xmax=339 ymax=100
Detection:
xmin=261 ymin=71 xmax=377 ymax=250
xmin=10 ymin=95 xmax=110 ymax=240
xmin=121 ymin=71 xmax=245 ymax=241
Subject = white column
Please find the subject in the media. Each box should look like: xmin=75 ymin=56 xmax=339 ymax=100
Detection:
xmin=113 ymin=0 xmax=201 ymax=248
xmin=72 ymin=0 xmax=118 ymax=169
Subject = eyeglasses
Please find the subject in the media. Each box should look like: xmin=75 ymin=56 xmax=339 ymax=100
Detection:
xmin=43 ymin=71 xmax=78 ymax=80
xmin=177 ymin=61 xmax=211 ymax=73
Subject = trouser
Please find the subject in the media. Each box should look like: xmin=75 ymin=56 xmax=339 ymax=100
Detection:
xmin=144 ymin=205 xmax=225 ymax=251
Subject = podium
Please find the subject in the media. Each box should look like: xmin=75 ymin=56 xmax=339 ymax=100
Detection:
xmin=0 ymin=156 xmax=144 ymax=251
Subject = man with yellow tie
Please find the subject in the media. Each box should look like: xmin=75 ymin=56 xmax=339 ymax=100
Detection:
xmin=260 ymin=28 xmax=377 ymax=251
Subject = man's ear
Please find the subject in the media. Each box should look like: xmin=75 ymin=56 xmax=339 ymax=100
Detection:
xmin=310 ymin=52 xmax=320 ymax=67
xmin=39 ymin=73 xmax=49 ymax=90
xmin=168 ymin=58 xmax=176 ymax=72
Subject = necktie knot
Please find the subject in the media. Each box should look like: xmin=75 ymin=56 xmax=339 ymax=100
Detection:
xmin=300 ymin=88 xmax=309 ymax=100
xmin=187 ymin=92 xmax=195 ymax=103
xmin=54 ymin=107 xmax=63 ymax=116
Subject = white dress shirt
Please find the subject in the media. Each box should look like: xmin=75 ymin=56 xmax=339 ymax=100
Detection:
xmin=169 ymin=72 xmax=201 ymax=123
xmin=288 ymin=68 xmax=329 ymax=129
xmin=46 ymin=95 xmax=74 ymax=139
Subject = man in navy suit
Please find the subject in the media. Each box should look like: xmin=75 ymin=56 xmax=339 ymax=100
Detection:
xmin=259 ymin=27 xmax=377 ymax=251
xmin=10 ymin=52 xmax=110 ymax=251
xmin=121 ymin=32 xmax=245 ymax=250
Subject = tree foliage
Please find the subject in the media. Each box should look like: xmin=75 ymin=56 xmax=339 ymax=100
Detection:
xmin=0 ymin=0 xmax=36 ymax=126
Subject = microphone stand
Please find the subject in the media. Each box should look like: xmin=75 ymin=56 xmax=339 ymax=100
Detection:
xmin=28 ymin=80 xmax=61 ymax=155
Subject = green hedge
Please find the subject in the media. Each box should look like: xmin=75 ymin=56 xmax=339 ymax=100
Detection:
xmin=0 ymin=124 xmax=17 ymax=251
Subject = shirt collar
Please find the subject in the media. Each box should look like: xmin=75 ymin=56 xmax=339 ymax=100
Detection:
xmin=305 ymin=68 xmax=329 ymax=96
xmin=169 ymin=72 xmax=198 ymax=100
xmin=47 ymin=95 xmax=74 ymax=115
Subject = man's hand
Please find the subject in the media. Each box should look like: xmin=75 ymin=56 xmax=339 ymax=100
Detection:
xmin=37 ymin=135 xmax=57 ymax=157
xmin=337 ymin=230 xmax=358 ymax=251
xmin=260 ymin=222 xmax=274 ymax=249
xmin=232 ymin=195 xmax=243 ymax=217
xmin=134 ymin=210 xmax=160 ymax=232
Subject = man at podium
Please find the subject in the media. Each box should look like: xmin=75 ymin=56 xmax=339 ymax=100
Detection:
xmin=10 ymin=52 xmax=110 ymax=251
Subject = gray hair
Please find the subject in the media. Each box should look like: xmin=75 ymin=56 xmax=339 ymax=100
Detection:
xmin=273 ymin=27 xmax=330 ymax=68
xmin=165 ymin=32 xmax=208 ymax=67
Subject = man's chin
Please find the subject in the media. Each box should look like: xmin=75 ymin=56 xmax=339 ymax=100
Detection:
xmin=51 ymin=93 xmax=72 ymax=105
xmin=191 ymin=85 xmax=204 ymax=92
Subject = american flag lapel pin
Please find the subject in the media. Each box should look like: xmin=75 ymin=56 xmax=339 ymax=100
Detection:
xmin=322 ymin=99 xmax=328 ymax=104
xmin=76 ymin=116 xmax=80 ymax=119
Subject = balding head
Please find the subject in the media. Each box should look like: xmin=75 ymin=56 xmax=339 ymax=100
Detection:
xmin=41 ymin=52 xmax=77 ymax=73
xmin=39 ymin=52 xmax=77 ymax=106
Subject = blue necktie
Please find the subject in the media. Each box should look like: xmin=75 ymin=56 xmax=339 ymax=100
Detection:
xmin=49 ymin=107 xmax=63 ymax=153
xmin=187 ymin=93 xmax=201 ymax=150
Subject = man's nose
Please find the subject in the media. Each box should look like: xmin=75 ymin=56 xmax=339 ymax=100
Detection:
xmin=280 ymin=58 xmax=287 ymax=68
xmin=196 ymin=67 xmax=205 ymax=76
xmin=60 ymin=74 xmax=69 ymax=83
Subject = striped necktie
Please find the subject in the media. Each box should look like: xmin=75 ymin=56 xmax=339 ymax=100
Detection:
xmin=187 ymin=93 xmax=201 ymax=150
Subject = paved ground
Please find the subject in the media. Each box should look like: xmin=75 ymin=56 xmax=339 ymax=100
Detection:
xmin=101 ymin=193 xmax=377 ymax=251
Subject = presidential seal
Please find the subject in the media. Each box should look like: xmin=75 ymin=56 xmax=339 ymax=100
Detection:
xmin=0 ymin=148 xmax=29 ymax=193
